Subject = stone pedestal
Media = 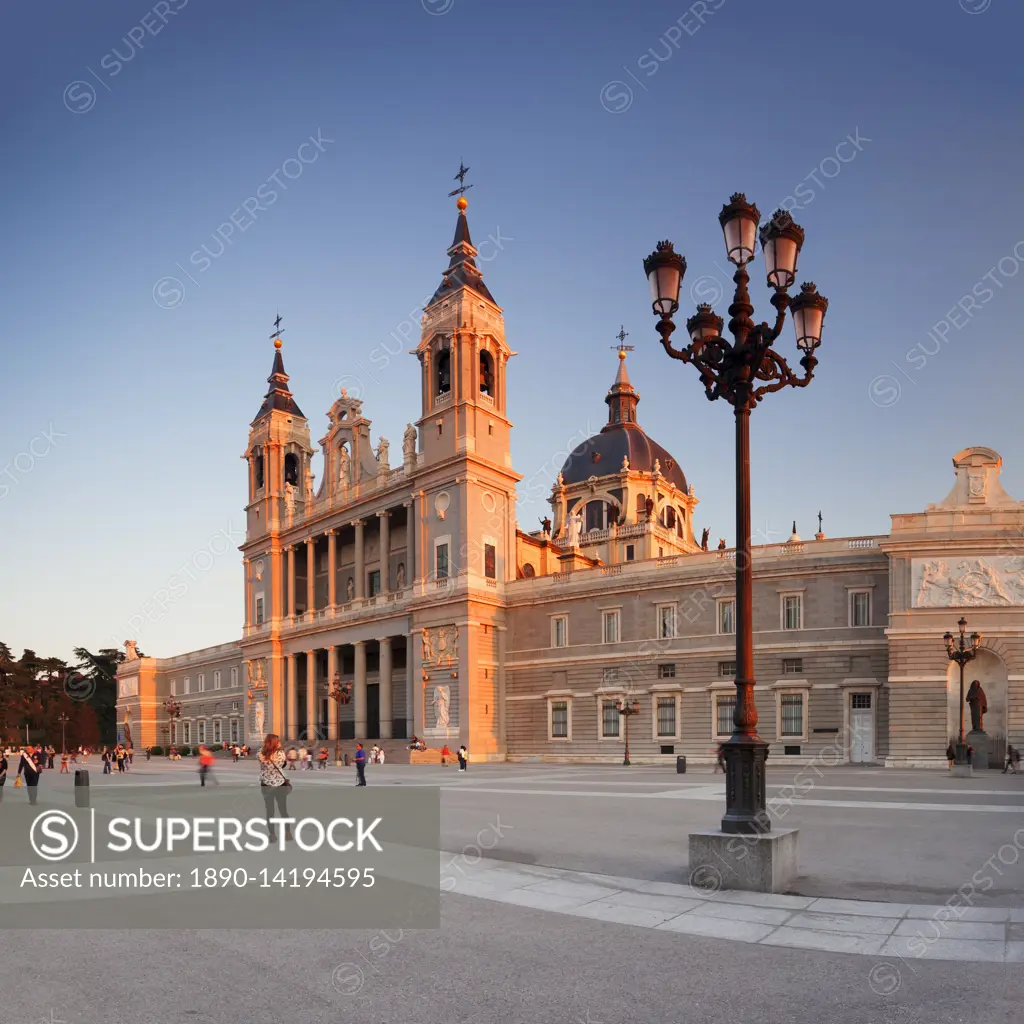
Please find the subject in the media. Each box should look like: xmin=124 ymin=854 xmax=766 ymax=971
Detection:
xmin=688 ymin=828 xmax=799 ymax=894
xmin=950 ymin=763 xmax=973 ymax=778
xmin=967 ymin=730 xmax=990 ymax=769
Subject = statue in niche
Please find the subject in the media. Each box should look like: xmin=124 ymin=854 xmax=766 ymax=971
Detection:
xmin=432 ymin=685 xmax=451 ymax=735
xmin=718 ymin=538 xmax=727 ymax=550
xmin=377 ymin=437 xmax=390 ymax=469
xmin=421 ymin=627 xmax=435 ymax=663
xmin=346 ymin=577 xmax=355 ymax=602
xmin=396 ymin=562 xmax=406 ymax=588
xmin=338 ymin=445 xmax=350 ymax=487
xmin=284 ymin=483 xmax=296 ymax=518
xmin=966 ymin=680 xmax=988 ymax=732
xmin=644 ymin=497 xmax=654 ymax=521
xmin=254 ymin=701 xmax=265 ymax=741
xmin=123 ymin=708 xmax=133 ymax=749
xmin=305 ymin=467 xmax=315 ymax=507
xmin=403 ymin=423 xmax=416 ymax=463
xmin=564 ymin=511 xmax=583 ymax=549
xmin=701 ymin=528 xmax=710 ymax=551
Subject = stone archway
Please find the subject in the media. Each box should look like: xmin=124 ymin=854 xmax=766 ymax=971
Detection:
xmin=946 ymin=648 xmax=1008 ymax=768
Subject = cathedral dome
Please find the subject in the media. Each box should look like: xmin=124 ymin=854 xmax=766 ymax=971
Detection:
xmin=558 ymin=349 xmax=687 ymax=492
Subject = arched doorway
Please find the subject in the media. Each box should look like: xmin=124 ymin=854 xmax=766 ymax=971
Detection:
xmin=946 ymin=649 xmax=1007 ymax=768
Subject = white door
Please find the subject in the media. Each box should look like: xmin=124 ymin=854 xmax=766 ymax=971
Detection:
xmin=850 ymin=692 xmax=875 ymax=763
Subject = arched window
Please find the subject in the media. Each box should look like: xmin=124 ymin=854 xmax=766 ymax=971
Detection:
xmin=479 ymin=350 xmax=494 ymax=396
xmin=676 ymin=507 xmax=685 ymax=536
xmin=664 ymin=507 xmax=676 ymax=530
xmin=586 ymin=501 xmax=605 ymax=532
xmin=636 ymin=493 xmax=647 ymax=517
xmin=522 ymin=563 xmax=536 ymax=578
xmin=284 ymin=452 xmax=299 ymax=486
xmin=436 ymin=348 xmax=451 ymax=395
xmin=254 ymin=450 xmax=264 ymax=490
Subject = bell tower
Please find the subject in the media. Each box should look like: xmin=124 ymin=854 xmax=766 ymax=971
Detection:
xmin=415 ymin=194 xmax=514 ymax=470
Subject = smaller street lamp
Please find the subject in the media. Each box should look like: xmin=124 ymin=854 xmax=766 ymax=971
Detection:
xmin=58 ymin=712 xmax=71 ymax=754
xmin=614 ymin=696 xmax=642 ymax=766
xmin=944 ymin=617 xmax=981 ymax=765
xmin=163 ymin=697 xmax=183 ymax=752
xmin=328 ymin=673 xmax=352 ymax=763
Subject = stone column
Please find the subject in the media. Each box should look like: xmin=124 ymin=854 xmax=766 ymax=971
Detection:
xmin=271 ymin=545 xmax=284 ymax=623
xmin=353 ymin=641 xmax=367 ymax=738
xmin=353 ymin=520 xmax=365 ymax=599
xmin=327 ymin=529 xmax=337 ymax=608
xmin=405 ymin=638 xmax=413 ymax=740
xmin=327 ymin=646 xmax=339 ymax=740
xmin=378 ymin=637 xmax=393 ymax=739
xmin=270 ymin=651 xmax=284 ymax=739
xmin=286 ymin=653 xmax=298 ymax=740
xmin=410 ymin=629 xmax=424 ymax=739
xmin=378 ymin=510 xmax=391 ymax=593
xmin=287 ymin=546 xmax=296 ymax=619
xmin=305 ymin=649 xmax=317 ymax=740
xmin=306 ymin=537 xmax=316 ymax=618
xmin=243 ymin=558 xmax=251 ymax=627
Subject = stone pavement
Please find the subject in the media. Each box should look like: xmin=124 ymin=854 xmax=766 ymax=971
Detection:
xmin=440 ymin=854 xmax=1024 ymax=963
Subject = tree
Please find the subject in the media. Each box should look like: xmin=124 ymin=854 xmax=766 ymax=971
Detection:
xmin=72 ymin=647 xmax=124 ymax=744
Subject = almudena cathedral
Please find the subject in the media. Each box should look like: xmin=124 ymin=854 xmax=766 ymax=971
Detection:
xmin=117 ymin=196 xmax=1024 ymax=769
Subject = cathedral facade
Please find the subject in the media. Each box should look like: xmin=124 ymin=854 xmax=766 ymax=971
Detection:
xmin=116 ymin=199 xmax=1024 ymax=769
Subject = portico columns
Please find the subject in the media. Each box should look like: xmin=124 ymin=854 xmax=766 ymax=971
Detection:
xmin=378 ymin=511 xmax=391 ymax=593
xmin=327 ymin=646 xmax=339 ymax=740
xmin=244 ymin=558 xmax=251 ymax=627
xmin=306 ymin=538 xmax=315 ymax=618
xmin=353 ymin=520 xmax=365 ymax=599
xmin=353 ymin=641 xmax=367 ymax=739
xmin=327 ymin=529 xmax=337 ymax=608
xmin=410 ymin=628 xmax=424 ymax=739
xmin=287 ymin=546 xmax=296 ymax=619
xmin=305 ymin=649 xmax=317 ymax=740
xmin=403 ymin=498 xmax=416 ymax=589
xmin=405 ymin=638 xmax=413 ymax=739
xmin=286 ymin=653 xmax=298 ymax=741
xmin=379 ymin=637 xmax=393 ymax=739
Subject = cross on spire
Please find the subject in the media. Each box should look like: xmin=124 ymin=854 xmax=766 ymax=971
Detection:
xmin=818 ymin=510 xmax=823 ymax=532
xmin=270 ymin=313 xmax=285 ymax=342
xmin=611 ymin=326 xmax=634 ymax=356
xmin=448 ymin=161 xmax=473 ymax=199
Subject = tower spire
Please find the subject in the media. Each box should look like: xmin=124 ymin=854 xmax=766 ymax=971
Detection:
xmin=254 ymin=314 xmax=303 ymax=420
xmin=604 ymin=329 xmax=639 ymax=428
xmin=428 ymin=164 xmax=496 ymax=306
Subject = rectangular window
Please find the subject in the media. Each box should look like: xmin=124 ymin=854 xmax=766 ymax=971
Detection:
xmin=782 ymin=658 xmax=803 ymax=675
xmin=551 ymin=615 xmax=568 ymax=648
xmin=716 ymin=695 xmax=736 ymax=737
xmin=851 ymin=590 xmax=871 ymax=627
xmin=484 ymin=543 xmax=496 ymax=579
xmin=198 ymin=673 xmax=206 ymax=693
xmin=717 ymin=599 xmax=735 ymax=635
xmin=230 ymin=720 xmax=240 ymax=744
xmin=550 ymin=701 xmax=569 ymax=739
xmin=183 ymin=676 xmax=191 ymax=695
xmin=851 ymin=692 xmax=872 ymax=710
xmin=657 ymin=604 xmax=677 ymax=639
xmin=602 ymin=610 xmax=621 ymax=644
xmin=782 ymin=594 xmax=802 ymax=630
xmin=213 ymin=670 xmax=222 ymax=691
xmin=170 ymin=679 xmax=177 ymax=696
xmin=602 ymin=701 xmax=621 ymax=738
xmin=658 ymin=663 xmax=676 ymax=679
xmin=230 ymin=667 xmax=238 ymax=687
xmin=602 ymin=667 xmax=619 ymax=684
xmin=231 ymin=701 xmax=240 ymax=712
xmin=213 ymin=720 xmax=222 ymax=743
xmin=368 ymin=570 xmax=381 ymax=596
xmin=781 ymin=693 xmax=805 ymax=737
xmin=436 ymin=543 xmax=449 ymax=580
xmin=255 ymin=596 xmax=265 ymax=625
xmin=625 ymin=544 xmax=635 ymax=562
xmin=656 ymin=697 xmax=676 ymax=738
xmin=197 ymin=721 xmax=206 ymax=744
xmin=183 ymin=721 xmax=192 ymax=744
xmin=718 ymin=661 xmax=736 ymax=678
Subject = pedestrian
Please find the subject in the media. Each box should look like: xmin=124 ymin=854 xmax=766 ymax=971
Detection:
xmin=286 ymin=746 xmax=298 ymax=771
xmin=354 ymin=743 xmax=367 ymax=786
xmin=1004 ymin=745 xmax=1019 ymax=774
xmin=297 ymin=745 xmax=308 ymax=770
xmin=102 ymin=748 xmax=112 ymax=774
xmin=946 ymin=742 xmax=956 ymax=768
xmin=714 ymin=744 xmax=725 ymax=773
xmin=304 ymin=748 xmax=314 ymax=771
xmin=317 ymin=747 xmax=329 ymax=770
xmin=232 ymin=744 xmax=240 ymax=763
xmin=440 ymin=743 xmax=451 ymax=766
xmin=198 ymin=745 xmax=218 ymax=787
xmin=17 ymin=745 xmax=42 ymax=804
xmin=127 ymin=746 xmax=134 ymax=768
xmin=0 ymin=748 xmax=7 ymax=802
xmin=258 ymin=734 xmax=292 ymax=842
xmin=46 ymin=744 xmax=56 ymax=769
xmin=115 ymin=745 xmax=126 ymax=773
xmin=457 ymin=745 xmax=468 ymax=772
xmin=60 ymin=751 xmax=70 ymax=774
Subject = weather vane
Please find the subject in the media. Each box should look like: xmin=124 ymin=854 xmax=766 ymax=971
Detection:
xmin=817 ymin=510 xmax=823 ymax=532
xmin=270 ymin=313 xmax=284 ymax=342
xmin=612 ymin=326 xmax=634 ymax=356
xmin=448 ymin=161 xmax=473 ymax=199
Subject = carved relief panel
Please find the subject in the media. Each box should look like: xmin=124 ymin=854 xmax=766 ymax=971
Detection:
xmin=912 ymin=556 xmax=1024 ymax=608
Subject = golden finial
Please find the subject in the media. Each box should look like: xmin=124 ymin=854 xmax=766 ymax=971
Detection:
xmin=456 ymin=195 xmax=468 ymax=211
xmin=448 ymin=162 xmax=472 ymax=209
xmin=274 ymin=337 xmax=283 ymax=349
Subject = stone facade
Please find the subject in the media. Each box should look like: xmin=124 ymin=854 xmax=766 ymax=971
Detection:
xmin=116 ymin=200 xmax=1024 ymax=768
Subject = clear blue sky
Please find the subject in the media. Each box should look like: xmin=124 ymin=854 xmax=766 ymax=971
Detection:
xmin=2 ymin=0 xmax=1022 ymax=664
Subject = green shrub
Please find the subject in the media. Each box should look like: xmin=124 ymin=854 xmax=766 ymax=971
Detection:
xmin=150 ymin=745 xmax=164 ymax=756
xmin=177 ymin=745 xmax=191 ymax=757
xmin=211 ymin=744 xmax=223 ymax=752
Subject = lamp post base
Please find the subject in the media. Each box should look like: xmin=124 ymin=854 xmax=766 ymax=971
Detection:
xmin=689 ymin=827 xmax=800 ymax=894
xmin=720 ymin=736 xmax=770 ymax=835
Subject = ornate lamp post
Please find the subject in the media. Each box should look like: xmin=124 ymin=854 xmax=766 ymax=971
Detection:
xmin=944 ymin=617 xmax=981 ymax=765
xmin=614 ymin=696 xmax=641 ymax=766
xmin=328 ymin=673 xmax=352 ymax=764
xmin=58 ymin=712 xmax=71 ymax=754
xmin=163 ymin=697 xmax=182 ymax=752
xmin=644 ymin=197 xmax=828 ymax=835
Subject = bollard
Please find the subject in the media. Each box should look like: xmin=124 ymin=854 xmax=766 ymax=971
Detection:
xmin=344 ymin=753 xmax=350 ymax=766
xmin=676 ymin=755 xmax=686 ymax=774
xmin=74 ymin=769 xmax=90 ymax=808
